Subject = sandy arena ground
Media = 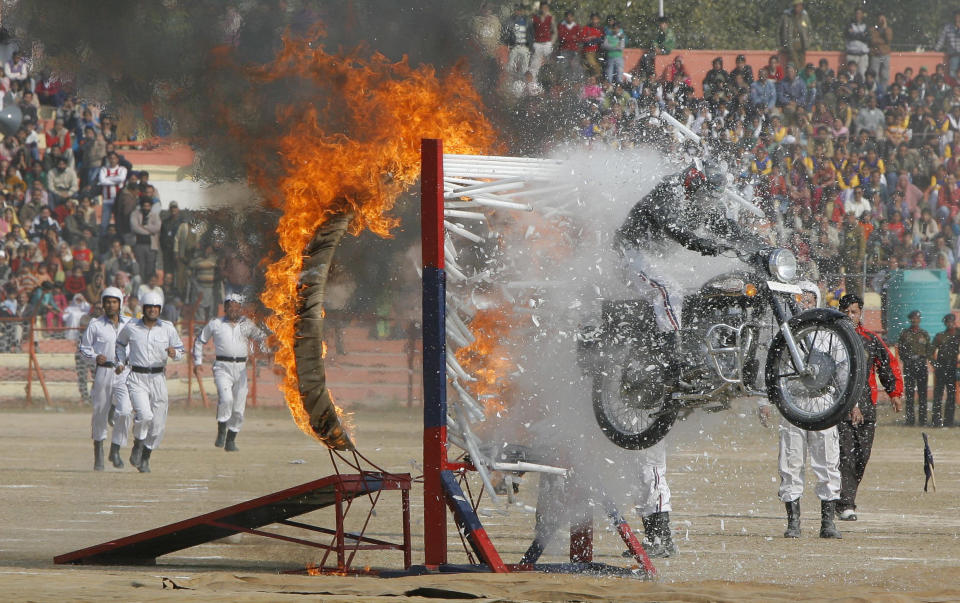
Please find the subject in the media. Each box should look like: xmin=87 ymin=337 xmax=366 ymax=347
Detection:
xmin=1 ymin=401 xmax=959 ymax=602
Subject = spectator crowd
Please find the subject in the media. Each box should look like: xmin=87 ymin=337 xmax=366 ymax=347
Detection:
xmin=474 ymin=2 xmax=960 ymax=305
xmin=4 ymin=2 xmax=960 ymax=348
xmin=0 ymin=50 xmax=257 ymax=350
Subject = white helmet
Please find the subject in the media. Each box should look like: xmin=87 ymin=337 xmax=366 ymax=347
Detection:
xmin=224 ymin=292 xmax=245 ymax=306
xmin=101 ymin=287 xmax=124 ymax=303
xmin=141 ymin=291 xmax=163 ymax=308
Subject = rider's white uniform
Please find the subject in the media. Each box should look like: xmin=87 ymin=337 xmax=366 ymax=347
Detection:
xmin=115 ymin=319 xmax=184 ymax=450
xmin=622 ymin=250 xmax=685 ymax=332
xmin=193 ymin=316 xmax=268 ymax=432
xmin=79 ymin=315 xmax=132 ymax=446
xmin=632 ymin=439 xmax=671 ymax=515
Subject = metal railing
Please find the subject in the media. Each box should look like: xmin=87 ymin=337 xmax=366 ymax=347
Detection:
xmin=0 ymin=316 xmax=423 ymax=409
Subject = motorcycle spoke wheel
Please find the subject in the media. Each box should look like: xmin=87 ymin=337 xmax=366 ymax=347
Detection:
xmin=776 ymin=325 xmax=850 ymax=418
xmin=766 ymin=315 xmax=866 ymax=431
xmin=592 ymin=346 xmax=678 ymax=450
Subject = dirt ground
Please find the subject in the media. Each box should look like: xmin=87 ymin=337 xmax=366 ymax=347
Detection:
xmin=2 ymin=401 xmax=959 ymax=602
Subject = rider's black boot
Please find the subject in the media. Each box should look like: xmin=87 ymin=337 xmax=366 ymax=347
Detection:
xmin=215 ymin=421 xmax=227 ymax=447
xmin=129 ymin=438 xmax=144 ymax=467
xmin=820 ymin=500 xmax=842 ymax=539
xmin=643 ymin=511 xmax=678 ymax=558
xmin=93 ymin=440 xmax=104 ymax=471
xmin=137 ymin=447 xmax=152 ymax=473
xmin=784 ymin=499 xmax=801 ymax=538
xmin=108 ymin=442 xmax=124 ymax=468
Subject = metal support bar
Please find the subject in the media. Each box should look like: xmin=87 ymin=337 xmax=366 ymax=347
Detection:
xmin=421 ymin=138 xmax=449 ymax=567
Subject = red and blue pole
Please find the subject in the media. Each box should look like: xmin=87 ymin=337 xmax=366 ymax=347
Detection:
xmin=421 ymin=138 xmax=448 ymax=567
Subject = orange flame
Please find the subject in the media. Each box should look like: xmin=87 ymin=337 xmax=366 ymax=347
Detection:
xmin=219 ymin=30 xmax=497 ymax=443
xmin=455 ymin=309 xmax=517 ymax=417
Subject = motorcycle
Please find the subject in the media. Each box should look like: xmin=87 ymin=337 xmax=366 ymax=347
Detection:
xmin=577 ymin=246 xmax=869 ymax=450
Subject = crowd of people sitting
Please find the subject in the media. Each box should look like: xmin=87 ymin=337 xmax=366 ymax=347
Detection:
xmin=474 ymin=3 xmax=960 ymax=305
xmin=0 ymin=52 xmax=251 ymax=351
xmin=4 ymin=2 xmax=960 ymax=351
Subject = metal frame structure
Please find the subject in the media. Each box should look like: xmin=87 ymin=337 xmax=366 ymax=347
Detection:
xmin=55 ymin=458 xmax=412 ymax=573
xmin=419 ymin=139 xmax=655 ymax=576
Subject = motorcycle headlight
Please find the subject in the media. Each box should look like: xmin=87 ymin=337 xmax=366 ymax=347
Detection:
xmin=767 ymin=249 xmax=798 ymax=283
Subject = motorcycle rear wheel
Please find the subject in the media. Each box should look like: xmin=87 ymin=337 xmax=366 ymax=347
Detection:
xmin=592 ymin=346 xmax=679 ymax=450
xmin=765 ymin=314 xmax=867 ymax=431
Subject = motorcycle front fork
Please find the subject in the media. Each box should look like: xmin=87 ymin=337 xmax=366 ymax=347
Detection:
xmin=770 ymin=296 xmax=809 ymax=375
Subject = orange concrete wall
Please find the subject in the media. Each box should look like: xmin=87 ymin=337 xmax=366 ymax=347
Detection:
xmin=622 ymin=49 xmax=947 ymax=96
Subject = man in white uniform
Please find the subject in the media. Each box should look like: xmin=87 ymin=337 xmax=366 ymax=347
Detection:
xmin=115 ymin=291 xmax=184 ymax=473
xmin=193 ymin=293 xmax=268 ymax=451
xmin=79 ymin=287 xmax=132 ymax=471
xmin=759 ymin=282 xmax=842 ymax=539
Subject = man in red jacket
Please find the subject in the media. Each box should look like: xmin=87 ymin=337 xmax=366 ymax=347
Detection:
xmin=557 ymin=10 xmax=582 ymax=77
xmin=837 ymin=294 xmax=903 ymax=521
xmin=529 ymin=1 xmax=557 ymax=80
xmin=580 ymin=13 xmax=604 ymax=78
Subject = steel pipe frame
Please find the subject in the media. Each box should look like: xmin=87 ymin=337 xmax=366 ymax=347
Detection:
xmin=422 ymin=142 xmax=652 ymax=576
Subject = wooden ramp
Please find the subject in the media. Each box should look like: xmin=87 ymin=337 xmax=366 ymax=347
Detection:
xmin=54 ymin=473 xmax=412 ymax=569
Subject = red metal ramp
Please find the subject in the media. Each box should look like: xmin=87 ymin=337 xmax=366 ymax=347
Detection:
xmin=54 ymin=473 xmax=411 ymax=568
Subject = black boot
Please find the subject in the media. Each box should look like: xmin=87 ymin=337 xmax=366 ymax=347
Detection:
xmin=129 ymin=439 xmax=144 ymax=467
xmin=137 ymin=447 xmax=152 ymax=473
xmin=108 ymin=443 xmax=124 ymax=468
xmin=224 ymin=430 xmax=239 ymax=452
xmin=784 ymin=499 xmax=801 ymax=538
xmin=215 ymin=421 xmax=227 ymax=448
xmin=643 ymin=511 xmax=678 ymax=558
xmin=820 ymin=500 xmax=842 ymax=539
xmin=93 ymin=440 xmax=104 ymax=471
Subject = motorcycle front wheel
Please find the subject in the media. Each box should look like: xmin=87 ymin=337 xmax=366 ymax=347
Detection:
xmin=592 ymin=344 xmax=678 ymax=450
xmin=765 ymin=313 xmax=868 ymax=431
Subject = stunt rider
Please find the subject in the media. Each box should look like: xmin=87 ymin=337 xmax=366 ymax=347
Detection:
xmin=613 ymin=160 xmax=736 ymax=559
xmin=615 ymin=159 xmax=737 ymax=380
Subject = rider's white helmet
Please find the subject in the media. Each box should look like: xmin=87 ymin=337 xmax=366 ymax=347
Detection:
xmin=141 ymin=291 xmax=163 ymax=308
xmin=224 ymin=292 xmax=245 ymax=306
xmin=100 ymin=286 xmax=124 ymax=303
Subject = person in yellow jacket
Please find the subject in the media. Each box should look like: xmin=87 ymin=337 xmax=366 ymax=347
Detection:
xmin=750 ymin=147 xmax=773 ymax=176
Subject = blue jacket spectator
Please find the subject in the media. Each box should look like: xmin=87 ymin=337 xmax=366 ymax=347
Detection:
xmin=750 ymin=69 xmax=777 ymax=110
xmin=777 ymin=65 xmax=807 ymax=106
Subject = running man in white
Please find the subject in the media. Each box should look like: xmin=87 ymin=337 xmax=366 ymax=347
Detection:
xmin=115 ymin=291 xmax=184 ymax=473
xmin=79 ymin=286 xmax=132 ymax=471
xmin=192 ymin=293 xmax=269 ymax=451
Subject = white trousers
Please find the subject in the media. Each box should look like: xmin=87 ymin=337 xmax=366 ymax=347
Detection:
xmin=506 ymin=45 xmax=531 ymax=78
xmin=778 ymin=421 xmax=841 ymax=502
xmin=90 ymin=366 xmax=131 ymax=446
xmin=126 ymin=371 xmax=169 ymax=451
xmin=624 ymin=250 xmax=684 ymax=332
xmin=213 ymin=361 xmax=248 ymax=432
xmin=529 ymin=41 xmax=553 ymax=79
xmin=632 ymin=440 xmax=671 ymax=516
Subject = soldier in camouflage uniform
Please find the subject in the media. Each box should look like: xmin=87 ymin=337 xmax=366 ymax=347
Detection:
xmin=839 ymin=212 xmax=866 ymax=298
xmin=929 ymin=314 xmax=960 ymax=427
xmin=897 ymin=310 xmax=930 ymax=426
